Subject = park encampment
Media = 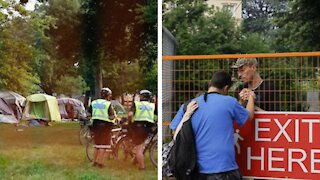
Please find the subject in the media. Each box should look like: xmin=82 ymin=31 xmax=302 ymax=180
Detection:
xmin=0 ymin=0 xmax=157 ymax=178
xmin=23 ymin=94 xmax=61 ymax=122
xmin=58 ymin=97 xmax=86 ymax=120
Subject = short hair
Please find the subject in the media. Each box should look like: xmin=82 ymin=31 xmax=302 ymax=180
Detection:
xmin=208 ymin=71 xmax=232 ymax=89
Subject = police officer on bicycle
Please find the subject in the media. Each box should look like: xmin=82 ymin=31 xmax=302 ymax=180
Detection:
xmin=128 ymin=89 xmax=157 ymax=170
xmin=89 ymin=87 xmax=115 ymax=168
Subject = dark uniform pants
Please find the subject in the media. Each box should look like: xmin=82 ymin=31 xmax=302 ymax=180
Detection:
xmin=130 ymin=121 xmax=152 ymax=145
xmin=197 ymin=169 xmax=242 ymax=180
xmin=92 ymin=120 xmax=112 ymax=146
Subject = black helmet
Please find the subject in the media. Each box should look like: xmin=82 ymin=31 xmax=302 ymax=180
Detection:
xmin=101 ymin=87 xmax=112 ymax=98
xmin=139 ymin=89 xmax=152 ymax=100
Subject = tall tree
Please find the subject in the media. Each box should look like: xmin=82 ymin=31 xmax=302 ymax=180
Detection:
xmin=164 ymin=0 xmax=241 ymax=55
xmin=275 ymin=0 xmax=320 ymax=52
xmin=34 ymin=0 xmax=85 ymax=95
xmin=0 ymin=0 xmax=53 ymax=96
xmin=81 ymin=0 xmax=147 ymax=97
xmin=136 ymin=0 xmax=158 ymax=93
xmin=242 ymin=0 xmax=287 ymax=36
xmin=137 ymin=0 xmax=157 ymax=71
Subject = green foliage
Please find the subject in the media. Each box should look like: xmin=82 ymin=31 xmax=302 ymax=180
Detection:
xmin=239 ymin=33 xmax=271 ymax=53
xmin=269 ymin=0 xmax=320 ymax=110
xmin=55 ymin=75 xmax=89 ymax=96
xmin=1 ymin=0 xmax=157 ymax=97
xmin=242 ymin=0 xmax=287 ymax=36
xmin=0 ymin=0 xmax=28 ymax=26
xmin=33 ymin=0 xmax=84 ymax=95
xmin=34 ymin=56 xmax=83 ymax=95
xmin=102 ymin=61 xmax=145 ymax=97
xmin=165 ymin=0 xmax=318 ymax=112
xmin=274 ymin=0 xmax=320 ymax=52
xmin=28 ymin=0 xmax=158 ymax=97
xmin=136 ymin=0 xmax=158 ymax=74
xmin=164 ymin=1 xmax=242 ymax=103
xmin=259 ymin=57 xmax=316 ymax=111
xmin=42 ymin=0 xmax=82 ymax=60
xmin=80 ymin=0 xmax=158 ymax=97
xmin=0 ymin=1 xmax=55 ymax=95
xmin=164 ymin=1 xmax=241 ymax=55
xmin=144 ymin=63 xmax=158 ymax=94
xmin=135 ymin=0 xmax=158 ymax=96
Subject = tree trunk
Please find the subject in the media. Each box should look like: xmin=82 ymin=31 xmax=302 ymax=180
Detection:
xmin=95 ymin=64 xmax=102 ymax=99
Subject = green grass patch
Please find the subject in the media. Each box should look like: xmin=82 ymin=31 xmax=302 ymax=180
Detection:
xmin=0 ymin=122 xmax=157 ymax=179
xmin=24 ymin=162 xmax=46 ymax=175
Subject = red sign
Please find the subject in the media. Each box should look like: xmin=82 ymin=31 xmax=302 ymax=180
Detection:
xmin=235 ymin=112 xmax=320 ymax=179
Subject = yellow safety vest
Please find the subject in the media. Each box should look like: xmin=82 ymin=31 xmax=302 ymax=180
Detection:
xmin=133 ymin=101 xmax=155 ymax=123
xmin=91 ymin=99 xmax=113 ymax=123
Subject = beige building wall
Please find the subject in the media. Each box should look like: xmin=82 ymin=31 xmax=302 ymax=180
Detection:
xmin=164 ymin=0 xmax=243 ymax=24
xmin=205 ymin=0 xmax=242 ymax=23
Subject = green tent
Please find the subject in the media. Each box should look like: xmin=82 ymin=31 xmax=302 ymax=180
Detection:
xmin=23 ymin=94 xmax=61 ymax=122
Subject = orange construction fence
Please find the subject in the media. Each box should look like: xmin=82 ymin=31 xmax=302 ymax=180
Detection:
xmin=162 ymin=52 xmax=320 ymax=141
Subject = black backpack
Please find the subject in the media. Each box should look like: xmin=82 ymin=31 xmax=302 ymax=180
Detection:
xmin=162 ymin=100 xmax=198 ymax=180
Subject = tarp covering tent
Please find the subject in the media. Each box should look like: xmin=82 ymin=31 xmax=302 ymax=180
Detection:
xmin=111 ymin=100 xmax=127 ymax=116
xmin=57 ymin=97 xmax=86 ymax=120
xmin=23 ymin=94 xmax=61 ymax=122
xmin=0 ymin=91 xmax=25 ymax=120
xmin=0 ymin=97 xmax=18 ymax=123
xmin=0 ymin=91 xmax=25 ymax=106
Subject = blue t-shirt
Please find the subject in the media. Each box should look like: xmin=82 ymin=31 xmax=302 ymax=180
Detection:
xmin=169 ymin=104 xmax=185 ymax=130
xmin=191 ymin=93 xmax=249 ymax=173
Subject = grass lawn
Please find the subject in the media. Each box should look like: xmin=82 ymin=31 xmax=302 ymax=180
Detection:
xmin=0 ymin=122 xmax=157 ymax=180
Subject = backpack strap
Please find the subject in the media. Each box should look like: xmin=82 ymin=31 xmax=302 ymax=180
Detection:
xmin=204 ymin=91 xmax=221 ymax=102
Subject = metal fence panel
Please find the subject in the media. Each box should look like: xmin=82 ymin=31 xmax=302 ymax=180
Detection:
xmin=162 ymin=52 xmax=320 ymax=141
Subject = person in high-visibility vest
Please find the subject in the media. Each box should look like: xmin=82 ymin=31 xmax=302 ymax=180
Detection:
xmin=128 ymin=89 xmax=157 ymax=170
xmin=89 ymin=87 xmax=115 ymax=168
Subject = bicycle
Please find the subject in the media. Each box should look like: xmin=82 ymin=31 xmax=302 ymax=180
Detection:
xmin=79 ymin=119 xmax=93 ymax=146
xmin=145 ymin=125 xmax=158 ymax=168
xmin=114 ymin=124 xmax=158 ymax=168
xmin=86 ymin=118 xmax=132 ymax=162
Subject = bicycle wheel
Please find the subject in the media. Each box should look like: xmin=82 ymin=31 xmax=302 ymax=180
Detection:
xmin=149 ymin=140 xmax=158 ymax=168
xmin=86 ymin=139 xmax=95 ymax=162
xmin=114 ymin=135 xmax=135 ymax=161
xmin=79 ymin=126 xmax=92 ymax=146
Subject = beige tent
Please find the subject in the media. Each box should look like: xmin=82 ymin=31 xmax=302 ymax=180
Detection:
xmin=0 ymin=91 xmax=25 ymax=120
xmin=58 ymin=97 xmax=86 ymax=120
xmin=0 ymin=97 xmax=18 ymax=123
xmin=23 ymin=94 xmax=61 ymax=122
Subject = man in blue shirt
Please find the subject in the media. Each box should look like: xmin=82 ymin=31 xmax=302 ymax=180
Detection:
xmin=170 ymin=71 xmax=255 ymax=179
xmin=170 ymin=91 xmax=205 ymax=132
